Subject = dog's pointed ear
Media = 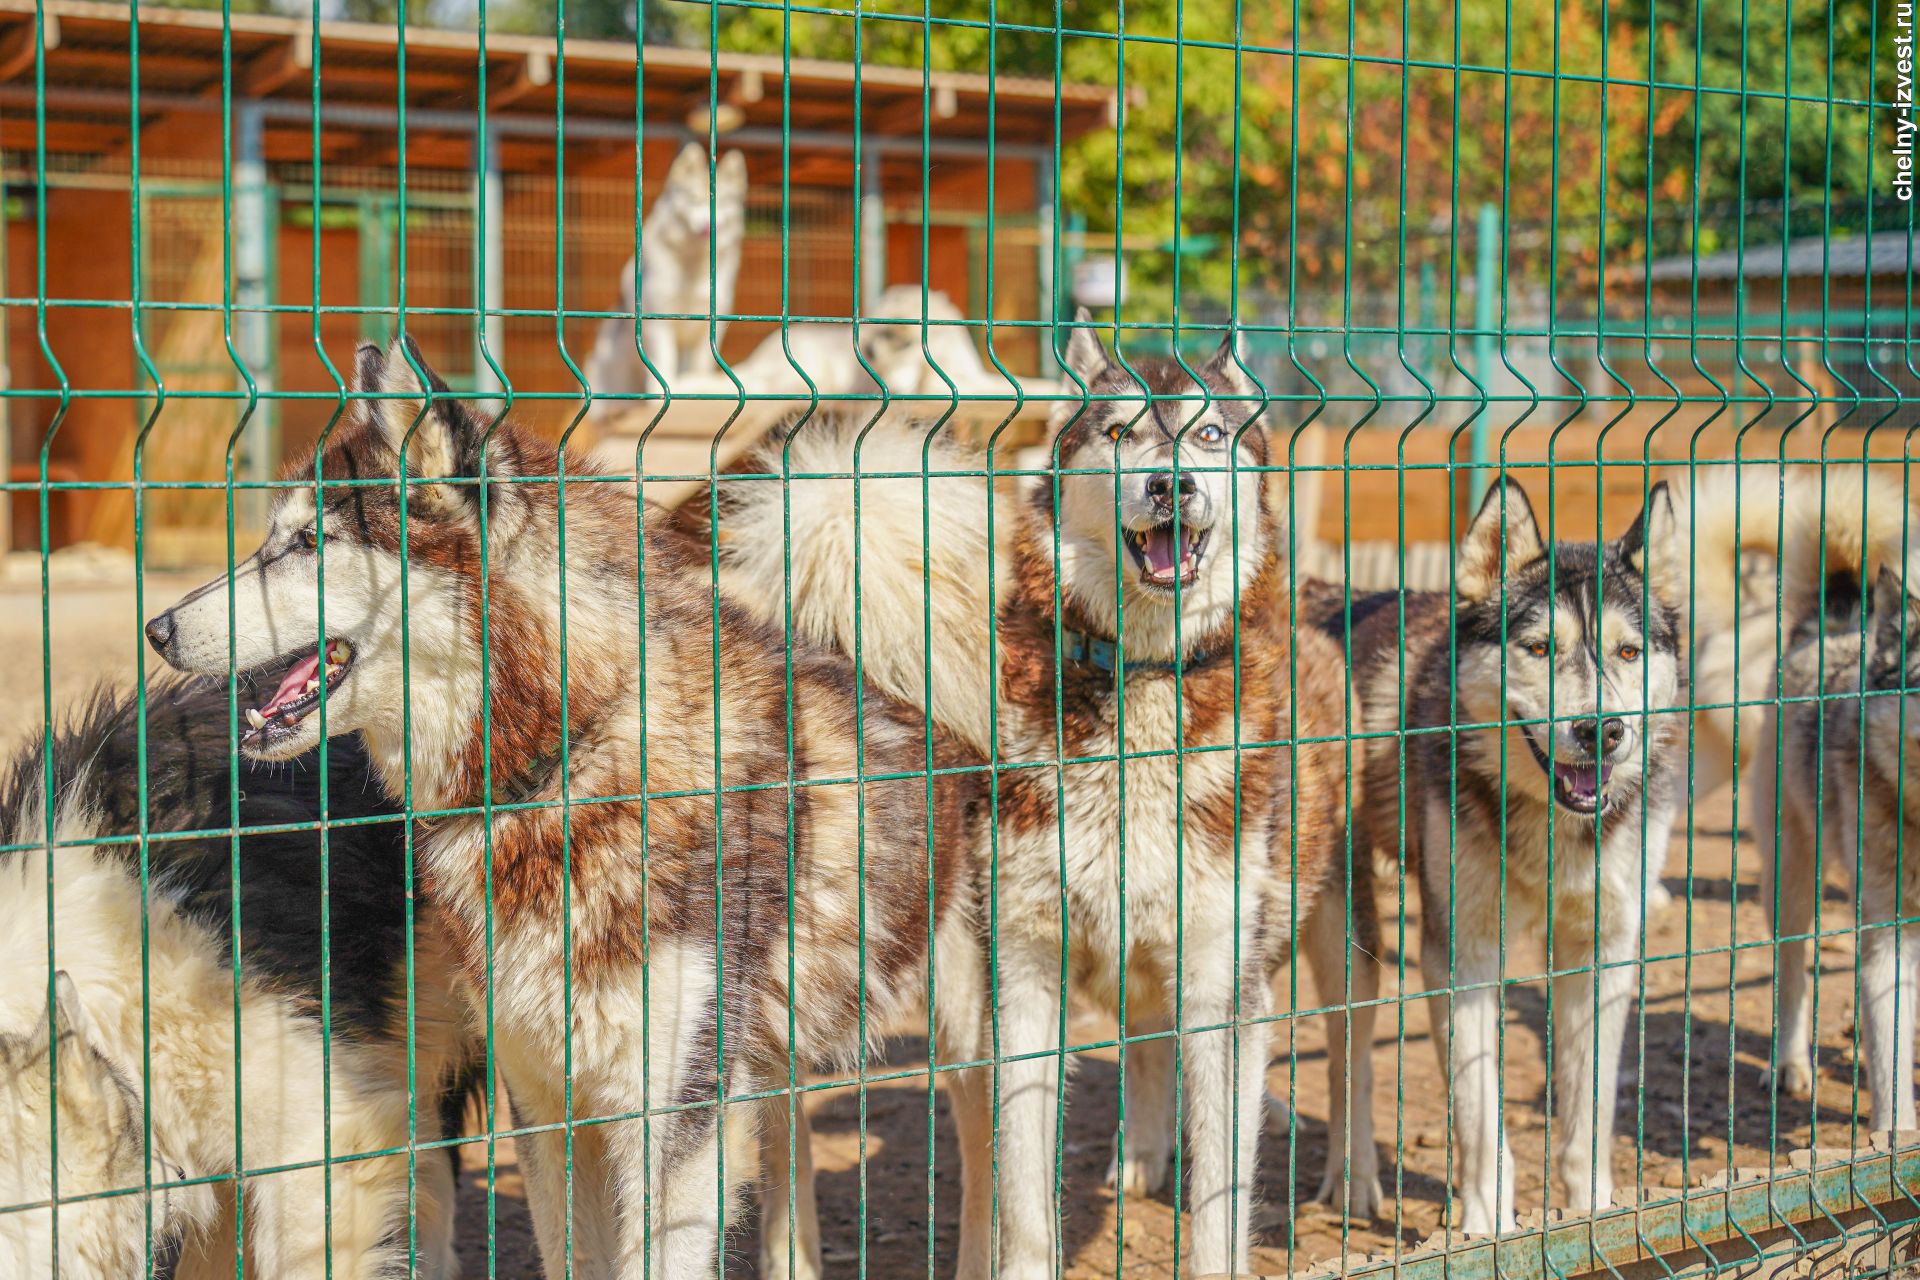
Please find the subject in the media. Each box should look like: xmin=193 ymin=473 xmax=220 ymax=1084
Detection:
xmin=1618 ymin=480 xmax=1683 ymax=605
xmin=358 ymin=336 xmax=505 ymax=513
xmin=1457 ymin=477 xmax=1544 ymax=602
xmin=717 ymin=148 xmax=747 ymax=197
xmin=668 ymin=140 xmax=707 ymax=188
xmin=1199 ymin=328 xmax=1256 ymax=398
xmin=1061 ymin=306 xmax=1111 ymax=387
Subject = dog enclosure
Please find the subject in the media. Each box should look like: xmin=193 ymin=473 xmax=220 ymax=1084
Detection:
xmin=2 ymin=0 xmax=1917 ymax=1276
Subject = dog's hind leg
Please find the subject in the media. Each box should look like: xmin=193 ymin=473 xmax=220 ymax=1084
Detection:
xmin=982 ymin=934 xmax=1068 ymax=1280
xmin=1859 ymin=915 xmax=1920 ymax=1133
xmin=1549 ymin=912 xmax=1639 ymax=1219
xmin=607 ymin=1103 xmax=736 ymax=1280
xmin=1305 ymin=856 xmax=1382 ymax=1221
xmin=1755 ymin=745 xmax=1819 ymax=1097
xmin=758 ymin=1092 xmax=821 ymax=1280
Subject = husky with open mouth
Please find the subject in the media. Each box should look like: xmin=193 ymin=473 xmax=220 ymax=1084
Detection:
xmin=1304 ymin=478 xmax=1684 ymax=1235
xmin=716 ymin=311 xmax=1378 ymax=1276
xmin=146 ymin=337 xmax=982 ymax=1280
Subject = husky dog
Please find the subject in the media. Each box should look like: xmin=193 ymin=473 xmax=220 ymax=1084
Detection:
xmin=145 ymin=337 xmax=983 ymax=1280
xmin=1751 ymin=467 xmax=1920 ymax=1125
xmin=587 ymin=142 xmax=748 ymax=408
xmin=718 ymin=312 xmax=1378 ymax=1276
xmin=1304 ymin=478 xmax=1683 ymax=1235
xmin=0 ymin=678 xmax=473 ymax=1277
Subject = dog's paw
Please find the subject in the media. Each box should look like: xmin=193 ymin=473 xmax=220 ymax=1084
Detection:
xmin=1315 ymin=1165 xmax=1384 ymax=1221
xmin=1106 ymin=1138 xmax=1173 ymax=1197
xmin=1644 ymin=877 xmax=1674 ymax=916
xmin=1759 ymin=1057 xmax=1814 ymax=1097
xmin=1263 ymin=1090 xmax=1294 ymax=1136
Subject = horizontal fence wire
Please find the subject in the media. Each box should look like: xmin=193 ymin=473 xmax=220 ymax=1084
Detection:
xmin=0 ymin=0 xmax=1915 ymax=1278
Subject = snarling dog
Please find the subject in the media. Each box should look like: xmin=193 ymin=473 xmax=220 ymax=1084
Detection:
xmin=0 ymin=678 xmax=473 ymax=1277
xmin=145 ymin=338 xmax=983 ymax=1280
xmin=717 ymin=314 xmax=1378 ymax=1276
xmin=1751 ymin=467 xmax=1920 ymax=1126
xmin=1305 ymin=478 xmax=1684 ymax=1235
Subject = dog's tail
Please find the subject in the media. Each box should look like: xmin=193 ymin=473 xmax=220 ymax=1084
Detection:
xmin=1673 ymin=465 xmax=1794 ymax=637
xmin=1773 ymin=465 xmax=1920 ymax=631
xmin=715 ymin=411 xmax=1009 ymax=757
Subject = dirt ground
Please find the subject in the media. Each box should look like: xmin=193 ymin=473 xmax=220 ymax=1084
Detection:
xmin=0 ymin=557 xmax=1885 ymax=1278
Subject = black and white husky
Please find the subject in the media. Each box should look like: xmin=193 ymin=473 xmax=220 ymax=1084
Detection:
xmin=1305 ymin=478 xmax=1684 ymax=1235
xmin=1750 ymin=467 xmax=1920 ymax=1129
xmin=0 ymin=678 xmax=473 ymax=1277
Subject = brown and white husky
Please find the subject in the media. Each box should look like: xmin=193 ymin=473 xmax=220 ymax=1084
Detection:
xmin=717 ymin=313 xmax=1378 ymax=1277
xmin=145 ymin=338 xmax=985 ymax=1279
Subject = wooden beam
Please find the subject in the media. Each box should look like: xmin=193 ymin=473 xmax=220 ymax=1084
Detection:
xmin=0 ymin=12 xmax=57 ymax=84
xmin=240 ymin=34 xmax=313 ymax=98
xmin=488 ymin=48 xmax=550 ymax=110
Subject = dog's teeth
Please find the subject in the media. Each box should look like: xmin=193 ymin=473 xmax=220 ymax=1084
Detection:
xmin=246 ymin=708 xmax=266 ymax=729
xmin=304 ymin=678 xmax=319 ymax=693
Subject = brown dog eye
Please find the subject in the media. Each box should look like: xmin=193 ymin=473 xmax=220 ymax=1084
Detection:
xmin=294 ymin=527 xmax=319 ymax=552
xmin=1619 ymin=644 xmax=1640 ymax=662
xmin=1526 ymin=641 xmax=1549 ymax=658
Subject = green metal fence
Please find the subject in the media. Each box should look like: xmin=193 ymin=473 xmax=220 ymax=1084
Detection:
xmin=0 ymin=0 xmax=1917 ymax=1276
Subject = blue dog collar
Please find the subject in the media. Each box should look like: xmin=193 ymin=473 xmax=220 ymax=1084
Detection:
xmin=1059 ymin=627 xmax=1213 ymax=675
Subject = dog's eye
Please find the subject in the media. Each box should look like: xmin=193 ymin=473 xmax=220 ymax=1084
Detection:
xmin=1618 ymin=644 xmax=1641 ymax=662
xmin=1106 ymin=419 xmax=1128 ymax=443
xmin=1524 ymin=640 xmax=1550 ymax=658
xmin=294 ymin=526 xmax=319 ymax=552
xmin=1194 ymin=421 xmax=1226 ymax=445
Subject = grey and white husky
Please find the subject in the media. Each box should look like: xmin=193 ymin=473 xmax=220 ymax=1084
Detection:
xmin=1304 ymin=478 xmax=1685 ymax=1235
xmin=718 ymin=313 xmax=1377 ymax=1276
xmin=145 ymin=337 xmax=985 ymax=1280
xmin=0 ymin=678 xmax=474 ymax=1277
xmin=1751 ymin=467 xmax=1920 ymax=1128
xmin=587 ymin=142 xmax=748 ymax=407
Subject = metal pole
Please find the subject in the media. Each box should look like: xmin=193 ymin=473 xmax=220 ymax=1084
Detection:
xmin=234 ymin=100 xmax=275 ymax=532
xmin=476 ymin=123 xmax=506 ymax=400
xmin=860 ymin=150 xmax=886 ymax=313
xmin=1469 ymin=200 xmax=1498 ymax=503
xmin=1035 ymin=153 xmax=1056 ymax=376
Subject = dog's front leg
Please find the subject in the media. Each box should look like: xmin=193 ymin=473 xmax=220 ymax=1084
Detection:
xmin=987 ymin=934 xmax=1068 ymax=1280
xmin=1549 ymin=915 xmax=1639 ymax=1218
xmin=758 ymin=1092 xmax=822 ymax=1280
xmin=1424 ymin=936 xmax=1513 ymax=1236
xmin=1859 ymin=913 xmax=1920 ymax=1133
xmin=1179 ymin=955 xmax=1270 ymax=1275
xmin=642 ymin=317 xmax=680 ymax=391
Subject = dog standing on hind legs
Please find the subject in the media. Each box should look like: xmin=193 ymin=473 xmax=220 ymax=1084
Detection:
xmin=1751 ymin=467 xmax=1920 ymax=1127
xmin=1305 ymin=477 xmax=1685 ymax=1235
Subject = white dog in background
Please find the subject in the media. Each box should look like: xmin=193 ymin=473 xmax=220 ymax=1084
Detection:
xmin=588 ymin=141 xmax=747 ymax=407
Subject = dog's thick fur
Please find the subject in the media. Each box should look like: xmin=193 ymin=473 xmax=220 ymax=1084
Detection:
xmin=718 ymin=316 xmax=1376 ymax=1276
xmin=0 ymin=679 xmax=471 ymax=1277
xmin=1751 ymin=467 xmax=1920 ymax=1126
xmin=146 ymin=338 xmax=984 ymax=1280
xmin=1305 ymin=478 xmax=1685 ymax=1235
xmin=587 ymin=142 xmax=748 ymax=405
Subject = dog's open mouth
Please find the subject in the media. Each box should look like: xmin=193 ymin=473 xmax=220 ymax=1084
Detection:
xmin=1522 ymin=732 xmax=1612 ymax=815
xmin=241 ymin=639 xmax=355 ymax=749
xmin=1123 ymin=523 xmax=1210 ymax=590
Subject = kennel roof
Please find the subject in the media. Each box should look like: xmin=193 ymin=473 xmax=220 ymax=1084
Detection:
xmin=0 ymin=0 xmax=1117 ymax=174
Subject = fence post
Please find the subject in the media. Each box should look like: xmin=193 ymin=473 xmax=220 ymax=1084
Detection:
xmin=234 ymin=100 xmax=275 ymax=534
xmin=1469 ymin=200 xmax=1498 ymax=503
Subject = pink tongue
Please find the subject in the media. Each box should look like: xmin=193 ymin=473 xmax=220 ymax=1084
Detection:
xmin=1143 ymin=529 xmax=1179 ymax=575
xmin=262 ymin=651 xmax=322 ymax=717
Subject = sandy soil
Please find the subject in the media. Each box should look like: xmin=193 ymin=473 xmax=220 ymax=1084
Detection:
xmin=0 ymin=563 xmax=1883 ymax=1278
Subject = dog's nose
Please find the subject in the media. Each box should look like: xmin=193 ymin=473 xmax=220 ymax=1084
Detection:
xmin=1145 ymin=471 xmax=1199 ymax=508
xmin=1569 ymin=716 xmax=1628 ymax=758
xmin=144 ymin=612 xmax=175 ymax=656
